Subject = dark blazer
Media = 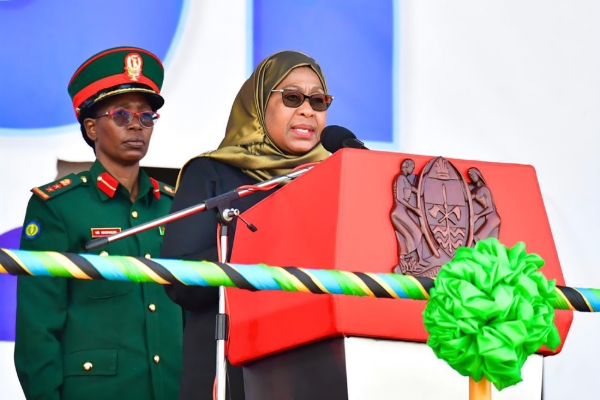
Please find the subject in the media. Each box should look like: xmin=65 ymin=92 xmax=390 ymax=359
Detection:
xmin=161 ymin=157 xmax=277 ymax=400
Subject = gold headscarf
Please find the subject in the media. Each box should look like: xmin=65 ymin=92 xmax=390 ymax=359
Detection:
xmin=178 ymin=51 xmax=330 ymax=185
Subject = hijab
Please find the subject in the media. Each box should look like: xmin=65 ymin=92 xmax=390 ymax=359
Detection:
xmin=178 ymin=51 xmax=330 ymax=185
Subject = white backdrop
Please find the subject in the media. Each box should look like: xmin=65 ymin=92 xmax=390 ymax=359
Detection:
xmin=1 ymin=1 xmax=599 ymax=398
xmin=399 ymin=2 xmax=600 ymax=399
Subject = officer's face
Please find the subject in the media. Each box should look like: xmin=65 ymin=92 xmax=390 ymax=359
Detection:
xmin=263 ymin=67 xmax=327 ymax=156
xmin=84 ymin=93 xmax=154 ymax=164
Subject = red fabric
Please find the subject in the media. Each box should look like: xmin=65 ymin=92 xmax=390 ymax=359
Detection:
xmin=227 ymin=149 xmax=573 ymax=365
xmin=97 ymin=172 xmax=118 ymax=198
xmin=91 ymin=228 xmax=122 ymax=238
xmin=73 ymin=74 xmax=159 ymax=114
xmin=149 ymin=178 xmax=161 ymax=199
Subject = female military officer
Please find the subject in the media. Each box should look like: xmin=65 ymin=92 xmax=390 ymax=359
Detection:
xmin=15 ymin=47 xmax=182 ymax=400
xmin=161 ymin=50 xmax=333 ymax=400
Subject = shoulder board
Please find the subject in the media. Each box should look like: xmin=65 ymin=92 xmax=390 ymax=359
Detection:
xmin=31 ymin=173 xmax=88 ymax=201
xmin=159 ymin=182 xmax=176 ymax=197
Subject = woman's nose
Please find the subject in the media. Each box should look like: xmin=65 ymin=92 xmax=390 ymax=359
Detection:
xmin=296 ymin=98 xmax=314 ymax=117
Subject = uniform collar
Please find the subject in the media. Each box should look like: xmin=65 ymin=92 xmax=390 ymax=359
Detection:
xmin=89 ymin=160 xmax=158 ymax=202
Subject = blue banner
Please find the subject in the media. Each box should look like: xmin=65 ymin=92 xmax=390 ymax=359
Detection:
xmin=253 ymin=0 xmax=396 ymax=144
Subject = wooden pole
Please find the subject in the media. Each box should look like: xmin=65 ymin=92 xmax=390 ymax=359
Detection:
xmin=469 ymin=377 xmax=492 ymax=400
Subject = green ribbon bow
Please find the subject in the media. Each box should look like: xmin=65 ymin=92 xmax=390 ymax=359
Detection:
xmin=423 ymin=238 xmax=561 ymax=390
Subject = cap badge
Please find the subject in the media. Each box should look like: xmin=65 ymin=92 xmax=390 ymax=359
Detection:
xmin=124 ymin=53 xmax=143 ymax=81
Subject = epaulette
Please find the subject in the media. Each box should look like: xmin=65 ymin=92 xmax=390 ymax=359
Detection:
xmin=159 ymin=182 xmax=176 ymax=197
xmin=31 ymin=173 xmax=87 ymax=201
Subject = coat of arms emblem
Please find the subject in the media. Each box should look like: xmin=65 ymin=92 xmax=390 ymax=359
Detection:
xmin=391 ymin=157 xmax=501 ymax=277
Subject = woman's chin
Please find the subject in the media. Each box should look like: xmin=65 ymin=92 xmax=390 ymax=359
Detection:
xmin=119 ymin=150 xmax=146 ymax=164
xmin=286 ymin=142 xmax=319 ymax=156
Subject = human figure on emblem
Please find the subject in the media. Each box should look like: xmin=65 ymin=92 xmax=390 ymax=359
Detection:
xmin=391 ymin=159 xmax=425 ymax=274
xmin=15 ymin=47 xmax=182 ymax=400
xmin=467 ymin=167 xmax=501 ymax=242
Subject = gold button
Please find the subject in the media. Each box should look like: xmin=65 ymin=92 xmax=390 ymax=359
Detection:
xmin=153 ymin=355 xmax=160 ymax=364
xmin=144 ymin=253 xmax=151 ymax=259
xmin=132 ymin=210 xmax=138 ymax=219
xmin=99 ymin=251 xmax=109 ymax=256
xmin=83 ymin=362 xmax=93 ymax=371
xmin=148 ymin=304 xmax=156 ymax=312
xmin=81 ymin=176 xmax=88 ymax=183
xmin=97 ymin=176 xmax=102 ymax=181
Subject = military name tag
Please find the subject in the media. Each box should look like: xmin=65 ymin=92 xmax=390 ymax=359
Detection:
xmin=91 ymin=228 xmax=122 ymax=238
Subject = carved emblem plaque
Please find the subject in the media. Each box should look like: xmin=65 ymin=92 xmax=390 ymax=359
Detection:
xmin=391 ymin=157 xmax=501 ymax=277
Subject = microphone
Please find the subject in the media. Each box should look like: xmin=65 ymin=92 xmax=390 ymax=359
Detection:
xmin=320 ymin=125 xmax=368 ymax=153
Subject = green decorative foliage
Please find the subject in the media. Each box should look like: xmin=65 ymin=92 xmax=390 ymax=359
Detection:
xmin=423 ymin=238 xmax=561 ymax=390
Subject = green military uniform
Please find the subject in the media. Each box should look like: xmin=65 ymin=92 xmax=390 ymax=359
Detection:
xmin=15 ymin=47 xmax=183 ymax=400
xmin=16 ymin=163 xmax=183 ymax=400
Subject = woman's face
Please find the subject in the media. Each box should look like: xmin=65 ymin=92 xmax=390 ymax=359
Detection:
xmin=264 ymin=66 xmax=327 ymax=155
xmin=84 ymin=93 xmax=154 ymax=165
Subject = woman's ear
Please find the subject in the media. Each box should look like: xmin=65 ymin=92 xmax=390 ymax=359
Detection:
xmin=83 ymin=118 xmax=97 ymax=143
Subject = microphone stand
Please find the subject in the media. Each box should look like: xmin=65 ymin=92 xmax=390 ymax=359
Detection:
xmin=216 ymin=220 xmax=229 ymax=400
xmin=84 ymin=164 xmax=316 ymax=400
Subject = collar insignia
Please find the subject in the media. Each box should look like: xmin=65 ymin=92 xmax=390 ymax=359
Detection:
xmin=150 ymin=177 xmax=161 ymax=200
xmin=97 ymin=172 xmax=119 ymax=198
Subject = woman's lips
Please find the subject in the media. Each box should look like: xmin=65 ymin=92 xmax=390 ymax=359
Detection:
xmin=124 ymin=138 xmax=145 ymax=148
xmin=291 ymin=124 xmax=315 ymax=138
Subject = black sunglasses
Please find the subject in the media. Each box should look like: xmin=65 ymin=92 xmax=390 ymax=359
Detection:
xmin=94 ymin=108 xmax=159 ymax=128
xmin=271 ymin=89 xmax=334 ymax=111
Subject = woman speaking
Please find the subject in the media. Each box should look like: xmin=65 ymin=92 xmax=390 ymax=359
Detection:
xmin=161 ymin=50 xmax=334 ymax=399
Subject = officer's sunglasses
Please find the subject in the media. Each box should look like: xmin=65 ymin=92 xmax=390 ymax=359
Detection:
xmin=94 ymin=108 xmax=160 ymax=129
xmin=270 ymin=89 xmax=334 ymax=111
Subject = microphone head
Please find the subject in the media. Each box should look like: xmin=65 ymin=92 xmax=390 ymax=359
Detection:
xmin=320 ymin=125 xmax=357 ymax=153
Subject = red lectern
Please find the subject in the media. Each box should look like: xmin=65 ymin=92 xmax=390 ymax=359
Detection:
xmin=227 ymin=149 xmax=572 ymax=400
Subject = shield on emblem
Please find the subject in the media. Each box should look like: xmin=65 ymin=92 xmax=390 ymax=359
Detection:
xmin=390 ymin=156 xmax=500 ymax=277
xmin=418 ymin=157 xmax=473 ymax=263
